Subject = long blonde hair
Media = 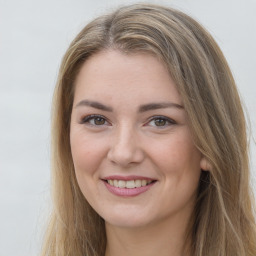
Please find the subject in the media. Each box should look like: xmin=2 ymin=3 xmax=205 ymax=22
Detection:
xmin=41 ymin=4 xmax=256 ymax=256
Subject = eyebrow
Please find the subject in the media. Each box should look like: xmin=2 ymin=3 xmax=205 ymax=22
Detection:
xmin=75 ymin=100 xmax=183 ymax=112
xmin=138 ymin=102 xmax=184 ymax=112
xmin=75 ymin=100 xmax=113 ymax=112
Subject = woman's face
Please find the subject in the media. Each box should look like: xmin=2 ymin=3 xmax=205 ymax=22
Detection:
xmin=70 ymin=50 xmax=204 ymax=228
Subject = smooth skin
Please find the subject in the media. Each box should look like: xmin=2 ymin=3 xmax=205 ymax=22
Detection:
xmin=70 ymin=50 xmax=207 ymax=256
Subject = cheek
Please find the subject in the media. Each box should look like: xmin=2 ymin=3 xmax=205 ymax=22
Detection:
xmin=149 ymin=130 xmax=202 ymax=178
xmin=70 ymin=131 xmax=102 ymax=175
xmin=70 ymin=132 xmax=103 ymax=200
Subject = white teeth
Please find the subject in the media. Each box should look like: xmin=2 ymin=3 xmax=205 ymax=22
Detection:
xmin=118 ymin=180 xmax=126 ymax=188
xmin=126 ymin=180 xmax=135 ymax=188
xmin=141 ymin=180 xmax=147 ymax=186
xmin=107 ymin=179 xmax=153 ymax=188
xmin=135 ymin=180 xmax=141 ymax=188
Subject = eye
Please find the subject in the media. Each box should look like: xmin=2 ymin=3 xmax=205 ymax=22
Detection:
xmin=147 ymin=116 xmax=176 ymax=128
xmin=81 ymin=115 xmax=109 ymax=126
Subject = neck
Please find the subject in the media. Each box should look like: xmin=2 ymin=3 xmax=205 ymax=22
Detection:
xmin=104 ymin=212 xmax=192 ymax=256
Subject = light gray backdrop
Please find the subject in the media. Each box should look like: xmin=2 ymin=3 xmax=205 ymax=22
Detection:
xmin=0 ymin=0 xmax=255 ymax=255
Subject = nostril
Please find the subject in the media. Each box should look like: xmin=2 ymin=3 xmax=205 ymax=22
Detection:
xmin=107 ymin=143 xmax=144 ymax=166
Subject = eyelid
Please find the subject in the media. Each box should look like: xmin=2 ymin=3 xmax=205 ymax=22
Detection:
xmin=80 ymin=114 xmax=110 ymax=125
xmin=79 ymin=114 xmax=176 ymax=128
xmin=146 ymin=115 xmax=177 ymax=127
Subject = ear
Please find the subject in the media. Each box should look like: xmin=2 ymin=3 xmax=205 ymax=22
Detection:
xmin=200 ymin=157 xmax=212 ymax=171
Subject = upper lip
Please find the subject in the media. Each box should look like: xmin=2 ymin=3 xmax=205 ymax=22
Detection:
xmin=102 ymin=175 xmax=157 ymax=181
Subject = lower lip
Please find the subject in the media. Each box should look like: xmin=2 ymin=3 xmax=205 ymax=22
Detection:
xmin=104 ymin=181 xmax=155 ymax=197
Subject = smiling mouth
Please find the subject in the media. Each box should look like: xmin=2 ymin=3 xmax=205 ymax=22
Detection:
xmin=104 ymin=179 xmax=156 ymax=189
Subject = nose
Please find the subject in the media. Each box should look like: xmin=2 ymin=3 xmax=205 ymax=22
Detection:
xmin=107 ymin=125 xmax=145 ymax=167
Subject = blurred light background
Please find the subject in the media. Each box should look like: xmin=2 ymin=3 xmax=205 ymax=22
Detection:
xmin=0 ymin=0 xmax=255 ymax=255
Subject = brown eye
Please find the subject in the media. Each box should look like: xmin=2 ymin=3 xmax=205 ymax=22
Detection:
xmin=154 ymin=118 xmax=167 ymax=126
xmin=81 ymin=115 xmax=108 ymax=126
xmin=93 ymin=117 xmax=106 ymax=125
xmin=147 ymin=116 xmax=176 ymax=128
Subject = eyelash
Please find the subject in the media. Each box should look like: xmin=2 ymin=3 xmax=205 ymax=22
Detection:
xmin=80 ymin=115 xmax=176 ymax=128
xmin=80 ymin=114 xmax=109 ymax=126
xmin=146 ymin=116 xmax=176 ymax=128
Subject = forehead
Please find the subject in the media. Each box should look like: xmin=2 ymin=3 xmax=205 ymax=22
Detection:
xmin=74 ymin=50 xmax=182 ymax=106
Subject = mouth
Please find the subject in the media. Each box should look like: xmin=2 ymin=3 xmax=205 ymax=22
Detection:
xmin=102 ymin=176 xmax=157 ymax=197
xmin=104 ymin=179 xmax=155 ymax=188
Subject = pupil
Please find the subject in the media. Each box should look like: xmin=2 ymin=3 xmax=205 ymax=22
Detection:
xmin=95 ymin=117 xmax=105 ymax=125
xmin=155 ymin=119 xmax=166 ymax=126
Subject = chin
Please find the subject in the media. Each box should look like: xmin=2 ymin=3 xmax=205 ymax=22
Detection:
xmin=100 ymin=206 xmax=155 ymax=229
xmin=105 ymin=216 xmax=151 ymax=229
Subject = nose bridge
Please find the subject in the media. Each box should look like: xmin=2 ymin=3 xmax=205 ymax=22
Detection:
xmin=107 ymin=122 xmax=144 ymax=166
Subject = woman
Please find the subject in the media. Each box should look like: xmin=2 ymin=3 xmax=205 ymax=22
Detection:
xmin=41 ymin=3 xmax=256 ymax=256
